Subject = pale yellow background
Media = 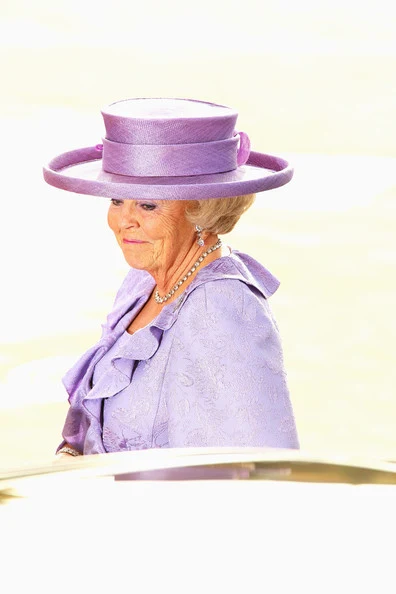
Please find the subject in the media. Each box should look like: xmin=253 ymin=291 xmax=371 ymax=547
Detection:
xmin=1 ymin=0 xmax=395 ymax=468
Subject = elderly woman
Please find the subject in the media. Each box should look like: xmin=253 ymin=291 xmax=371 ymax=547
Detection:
xmin=43 ymin=97 xmax=299 ymax=457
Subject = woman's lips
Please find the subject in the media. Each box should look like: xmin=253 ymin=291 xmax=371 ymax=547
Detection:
xmin=122 ymin=239 xmax=146 ymax=244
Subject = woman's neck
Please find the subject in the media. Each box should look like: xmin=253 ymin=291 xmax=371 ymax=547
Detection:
xmin=152 ymin=234 xmax=222 ymax=304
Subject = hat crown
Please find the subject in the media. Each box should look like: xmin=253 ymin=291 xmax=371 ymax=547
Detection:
xmin=101 ymin=98 xmax=238 ymax=145
xmin=103 ymin=98 xmax=236 ymax=119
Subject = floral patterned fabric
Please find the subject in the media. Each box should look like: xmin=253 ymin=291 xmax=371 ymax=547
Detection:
xmin=59 ymin=251 xmax=299 ymax=454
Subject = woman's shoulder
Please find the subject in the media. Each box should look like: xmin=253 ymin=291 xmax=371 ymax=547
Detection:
xmin=183 ymin=250 xmax=280 ymax=304
xmin=170 ymin=265 xmax=282 ymax=356
xmin=177 ymin=253 xmax=281 ymax=331
xmin=181 ymin=275 xmax=269 ymax=320
xmin=228 ymin=250 xmax=280 ymax=297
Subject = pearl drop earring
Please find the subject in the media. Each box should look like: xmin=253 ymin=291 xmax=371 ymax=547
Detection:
xmin=195 ymin=225 xmax=204 ymax=247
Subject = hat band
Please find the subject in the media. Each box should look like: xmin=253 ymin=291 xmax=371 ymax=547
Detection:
xmin=101 ymin=135 xmax=248 ymax=177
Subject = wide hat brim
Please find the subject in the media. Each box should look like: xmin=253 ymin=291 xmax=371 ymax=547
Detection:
xmin=43 ymin=145 xmax=293 ymax=200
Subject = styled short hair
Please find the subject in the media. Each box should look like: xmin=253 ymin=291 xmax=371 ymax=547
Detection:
xmin=185 ymin=194 xmax=255 ymax=235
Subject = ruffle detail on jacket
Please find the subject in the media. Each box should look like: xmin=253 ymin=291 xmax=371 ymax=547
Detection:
xmin=83 ymin=299 xmax=186 ymax=406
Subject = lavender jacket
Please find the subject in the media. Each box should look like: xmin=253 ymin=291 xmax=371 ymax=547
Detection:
xmin=60 ymin=251 xmax=299 ymax=454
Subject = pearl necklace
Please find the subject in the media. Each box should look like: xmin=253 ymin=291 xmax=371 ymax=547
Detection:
xmin=154 ymin=238 xmax=222 ymax=304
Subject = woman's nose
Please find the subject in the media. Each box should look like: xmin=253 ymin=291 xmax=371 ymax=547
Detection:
xmin=120 ymin=203 xmax=138 ymax=228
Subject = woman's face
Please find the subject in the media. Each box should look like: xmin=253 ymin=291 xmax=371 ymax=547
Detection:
xmin=107 ymin=199 xmax=195 ymax=277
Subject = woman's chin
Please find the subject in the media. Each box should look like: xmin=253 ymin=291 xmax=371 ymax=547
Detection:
xmin=124 ymin=258 xmax=147 ymax=271
xmin=121 ymin=253 xmax=152 ymax=272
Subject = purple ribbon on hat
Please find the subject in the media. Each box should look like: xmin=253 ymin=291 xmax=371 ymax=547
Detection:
xmin=236 ymin=131 xmax=251 ymax=166
xmin=101 ymin=134 xmax=250 ymax=177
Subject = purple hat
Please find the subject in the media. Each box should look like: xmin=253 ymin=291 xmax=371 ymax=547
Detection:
xmin=43 ymin=98 xmax=293 ymax=200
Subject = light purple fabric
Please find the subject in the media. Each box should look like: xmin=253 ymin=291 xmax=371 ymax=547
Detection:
xmin=102 ymin=136 xmax=240 ymax=177
xmin=59 ymin=251 xmax=299 ymax=455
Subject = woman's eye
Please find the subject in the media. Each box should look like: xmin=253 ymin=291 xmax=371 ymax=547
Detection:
xmin=110 ymin=199 xmax=124 ymax=206
xmin=140 ymin=203 xmax=157 ymax=211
